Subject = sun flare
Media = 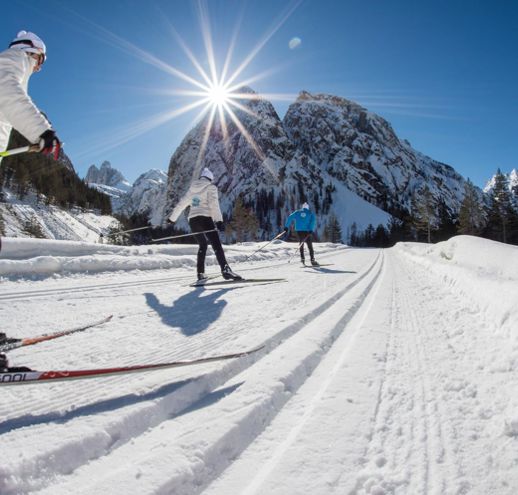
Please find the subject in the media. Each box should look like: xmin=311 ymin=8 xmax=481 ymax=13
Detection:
xmin=206 ymin=83 xmax=231 ymax=107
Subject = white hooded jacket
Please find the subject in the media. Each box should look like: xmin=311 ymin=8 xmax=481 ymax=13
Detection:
xmin=169 ymin=178 xmax=223 ymax=223
xmin=0 ymin=48 xmax=51 ymax=154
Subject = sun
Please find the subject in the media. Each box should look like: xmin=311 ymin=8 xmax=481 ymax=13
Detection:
xmin=206 ymin=83 xmax=231 ymax=107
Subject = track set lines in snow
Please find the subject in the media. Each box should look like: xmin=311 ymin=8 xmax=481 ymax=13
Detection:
xmin=1 ymin=236 xmax=518 ymax=494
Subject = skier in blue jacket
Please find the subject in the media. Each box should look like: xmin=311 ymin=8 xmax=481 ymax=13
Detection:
xmin=283 ymin=202 xmax=319 ymax=266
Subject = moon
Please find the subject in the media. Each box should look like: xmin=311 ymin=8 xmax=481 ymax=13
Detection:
xmin=289 ymin=37 xmax=302 ymax=50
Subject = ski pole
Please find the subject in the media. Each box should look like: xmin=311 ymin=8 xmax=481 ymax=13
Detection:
xmin=151 ymin=229 xmax=217 ymax=242
xmin=243 ymin=231 xmax=286 ymax=262
xmin=288 ymin=234 xmax=310 ymax=263
xmin=0 ymin=144 xmax=40 ymax=158
xmin=116 ymin=226 xmax=152 ymax=235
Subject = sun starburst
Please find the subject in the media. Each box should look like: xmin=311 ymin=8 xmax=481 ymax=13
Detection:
xmin=69 ymin=0 xmax=301 ymax=177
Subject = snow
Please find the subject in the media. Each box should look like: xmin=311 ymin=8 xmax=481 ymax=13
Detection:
xmin=0 ymin=188 xmax=121 ymax=242
xmin=0 ymin=235 xmax=517 ymax=494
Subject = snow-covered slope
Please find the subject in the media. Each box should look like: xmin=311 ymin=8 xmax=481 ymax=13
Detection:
xmin=0 ymin=188 xmax=120 ymax=242
xmin=1 ymin=236 xmax=517 ymax=494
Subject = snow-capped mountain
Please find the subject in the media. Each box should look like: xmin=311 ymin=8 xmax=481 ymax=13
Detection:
xmin=86 ymin=162 xmax=167 ymax=225
xmin=118 ymin=169 xmax=168 ymax=226
xmin=86 ymin=161 xmax=132 ymax=192
xmin=164 ymin=89 xmax=467 ymax=238
xmin=86 ymin=161 xmax=132 ymax=211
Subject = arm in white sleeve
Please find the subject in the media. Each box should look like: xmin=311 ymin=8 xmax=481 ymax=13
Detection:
xmin=168 ymin=192 xmax=190 ymax=222
xmin=0 ymin=50 xmax=51 ymax=143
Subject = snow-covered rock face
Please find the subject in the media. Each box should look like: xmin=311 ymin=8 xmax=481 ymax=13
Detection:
xmin=85 ymin=162 xmax=167 ymax=226
xmin=283 ymin=92 xmax=465 ymax=212
xmin=86 ymin=161 xmax=132 ymax=191
xmin=164 ymin=89 xmax=467 ymax=234
xmin=118 ymin=169 xmax=168 ymax=226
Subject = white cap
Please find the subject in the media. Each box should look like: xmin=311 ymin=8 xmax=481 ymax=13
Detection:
xmin=200 ymin=168 xmax=214 ymax=181
xmin=302 ymin=202 xmax=309 ymax=209
xmin=9 ymin=30 xmax=46 ymax=62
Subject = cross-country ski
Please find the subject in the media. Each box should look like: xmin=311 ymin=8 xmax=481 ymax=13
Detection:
xmin=0 ymin=346 xmax=263 ymax=385
xmin=0 ymin=315 xmax=113 ymax=352
xmin=190 ymin=277 xmax=286 ymax=287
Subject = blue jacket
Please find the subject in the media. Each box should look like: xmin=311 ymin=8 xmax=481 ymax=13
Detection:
xmin=285 ymin=207 xmax=316 ymax=232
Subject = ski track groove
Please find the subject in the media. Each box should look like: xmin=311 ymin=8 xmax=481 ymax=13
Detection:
xmin=59 ymin=250 xmax=385 ymax=495
xmin=0 ymin=249 xmax=374 ymax=495
xmin=395 ymin=252 xmax=467 ymax=495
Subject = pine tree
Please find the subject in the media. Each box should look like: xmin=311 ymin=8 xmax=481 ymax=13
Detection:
xmin=411 ymin=186 xmax=436 ymax=243
xmin=484 ymin=169 xmax=515 ymax=243
xmin=323 ymin=213 xmax=343 ymax=243
xmin=230 ymin=196 xmax=259 ymax=242
xmin=458 ymin=179 xmax=486 ymax=236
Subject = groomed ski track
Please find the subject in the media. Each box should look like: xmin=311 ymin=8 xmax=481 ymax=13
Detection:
xmin=0 ymin=245 xmax=516 ymax=494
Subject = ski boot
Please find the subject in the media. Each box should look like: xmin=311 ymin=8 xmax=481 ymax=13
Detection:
xmin=222 ymin=264 xmax=243 ymax=281
xmin=300 ymin=257 xmax=306 ymax=266
xmin=0 ymin=333 xmax=6 ymax=345
xmin=194 ymin=273 xmax=209 ymax=286
xmin=310 ymin=259 xmax=320 ymax=267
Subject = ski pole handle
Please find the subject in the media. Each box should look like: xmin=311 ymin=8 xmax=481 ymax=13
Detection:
xmin=0 ymin=144 xmax=40 ymax=158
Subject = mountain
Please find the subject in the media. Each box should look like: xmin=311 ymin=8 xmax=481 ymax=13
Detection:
xmin=85 ymin=161 xmax=132 ymax=210
xmin=86 ymin=162 xmax=167 ymax=226
xmin=164 ymin=89 xmax=467 ymax=239
xmin=118 ymin=169 xmax=168 ymax=226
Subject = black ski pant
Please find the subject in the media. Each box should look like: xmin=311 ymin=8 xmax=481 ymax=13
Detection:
xmin=189 ymin=216 xmax=227 ymax=274
xmin=296 ymin=231 xmax=315 ymax=261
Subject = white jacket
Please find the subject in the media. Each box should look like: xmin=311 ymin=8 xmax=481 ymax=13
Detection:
xmin=169 ymin=178 xmax=223 ymax=223
xmin=0 ymin=48 xmax=52 ymax=154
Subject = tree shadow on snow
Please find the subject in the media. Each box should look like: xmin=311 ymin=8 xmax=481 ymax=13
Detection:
xmin=144 ymin=288 xmax=233 ymax=336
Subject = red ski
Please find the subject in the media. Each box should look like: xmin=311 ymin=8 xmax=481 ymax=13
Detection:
xmin=0 ymin=315 xmax=113 ymax=353
xmin=0 ymin=346 xmax=263 ymax=386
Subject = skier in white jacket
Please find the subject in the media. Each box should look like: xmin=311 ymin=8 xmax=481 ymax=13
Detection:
xmin=168 ymin=168 xmax=242 ymax=282
xmin=0 ymin=30 xmax=61 ymax=163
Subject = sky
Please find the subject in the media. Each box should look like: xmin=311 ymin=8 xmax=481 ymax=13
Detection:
xmin=2 ymin=0 xmax=518 ymax=187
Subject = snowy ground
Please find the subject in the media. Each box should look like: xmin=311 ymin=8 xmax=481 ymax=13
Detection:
xmin=0 ymin=235 xmax=517 ymax=495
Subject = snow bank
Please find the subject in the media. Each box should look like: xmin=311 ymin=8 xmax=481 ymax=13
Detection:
xmin=395 ymin=235 xmax=518 ymax=337
xmin=0 ymin=237 xmax=346 ymax=278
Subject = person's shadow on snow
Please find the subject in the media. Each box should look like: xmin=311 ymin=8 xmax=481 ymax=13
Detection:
xmin=144 ymin=289 xmax=230 ymax=336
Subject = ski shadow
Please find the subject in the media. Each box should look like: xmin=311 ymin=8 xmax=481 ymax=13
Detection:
xmin=0 ymin=380 xmax=243 ymax=435
xmin=304 ymin=267 xmax=356 ymax=274
xmin=144 ymin=288 xmax=233 ymax=336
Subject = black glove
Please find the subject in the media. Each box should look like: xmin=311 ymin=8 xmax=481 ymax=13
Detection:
xmin=39 ymin=130 xmax=61 ymax=160
xmin=215 ymin=221 xmax=224 ymax=232
xmin=283 ymin=227 xmax=289 ymax=236
xmin=166 ymin=218 xmax=174 ymax=225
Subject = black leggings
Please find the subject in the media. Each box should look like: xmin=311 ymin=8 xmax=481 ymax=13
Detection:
xmin=297 ymin=231 xmax=315 ymax=260
xmin=189 ymin=216 xmax=227 ymax=273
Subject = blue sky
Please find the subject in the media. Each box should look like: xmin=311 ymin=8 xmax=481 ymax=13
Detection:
xmin=2 ymin=0 xmax=517 ymax=187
